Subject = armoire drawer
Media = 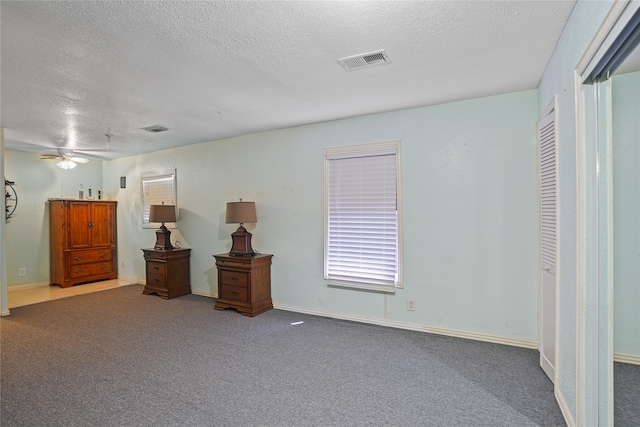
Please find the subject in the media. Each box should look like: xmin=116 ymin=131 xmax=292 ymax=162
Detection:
xmin=69 ymin=261 xmax=113 ymax=279
xmin=69 ymin=249 xmax=112 ymax=265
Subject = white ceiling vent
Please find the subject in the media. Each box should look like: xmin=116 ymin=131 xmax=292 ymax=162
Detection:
xmin=142 ymin=125 xmax=169 ymax=133
xmin=338 ymin=49 xmax=390 ymax=71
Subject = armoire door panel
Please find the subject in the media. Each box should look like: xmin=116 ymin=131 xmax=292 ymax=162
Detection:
xmin=68 ymin=201 xmax=91 ymax=249
xmin=91 ymin=202 xmax=115 ymax=247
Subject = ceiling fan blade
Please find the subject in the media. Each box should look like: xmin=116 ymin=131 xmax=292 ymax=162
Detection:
xmin=40 ymin=154 xmax=60 ymax=159
xmin=69 ymin=156 xmax=90 ymax=164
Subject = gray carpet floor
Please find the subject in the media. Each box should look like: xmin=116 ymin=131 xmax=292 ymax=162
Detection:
xmin=614 ymin=361 xmax=640 ymax=426
xmin=0 ymin=285 xmax=588 ymax=426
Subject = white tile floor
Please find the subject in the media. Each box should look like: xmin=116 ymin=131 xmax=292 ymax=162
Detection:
xmin=7 ymin=279 xmax=137 ymax=309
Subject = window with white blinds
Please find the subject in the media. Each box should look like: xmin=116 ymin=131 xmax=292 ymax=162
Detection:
xmin=324 ymin=141 xmax=402 ymax=292
xmin=538 ymin=104 xmax=557 ymax=274
xmin=141 ymin=170 xmax=177 ymax=228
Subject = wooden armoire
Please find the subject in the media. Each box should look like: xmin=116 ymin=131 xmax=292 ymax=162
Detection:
xmin=49 ymin=199 xmax=118 ymax=288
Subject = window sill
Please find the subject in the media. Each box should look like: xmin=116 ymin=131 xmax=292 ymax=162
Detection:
xmin=327 ymin=279 xmax=397 ymax=294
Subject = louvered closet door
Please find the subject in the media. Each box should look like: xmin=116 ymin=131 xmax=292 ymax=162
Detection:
xmin=538 ymin=101 xmax=557 ymax=383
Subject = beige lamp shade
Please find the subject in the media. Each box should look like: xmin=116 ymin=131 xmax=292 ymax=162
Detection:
xmin=226 ymin=201 xmax=257 ymax=224
xmin=149 ymin=204 xmax=176 ymax=224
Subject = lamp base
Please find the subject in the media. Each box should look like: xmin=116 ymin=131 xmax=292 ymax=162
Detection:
xmin=229 ymin=225 xmax=256 ymax=256
xmin=154 ymin=225 xmax=174 ymax=250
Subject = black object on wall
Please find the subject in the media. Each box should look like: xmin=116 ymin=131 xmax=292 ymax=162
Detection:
xmin=120 ymin=177 xmax=126 ymax=188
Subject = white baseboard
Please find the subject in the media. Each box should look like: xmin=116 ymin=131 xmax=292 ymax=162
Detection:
xmin=540 ymin=352 xmax=555 ymax=381
xmin=1 ymin=309 xmax=10 ymax=316
xmin=191 ymin=289 xmax=216 ymax=298
xmin=8 ymin=278 xmax=138 ymax=292
xmin=614 ymin=352 xmax=640 ymax=365
xmin=7 ymin=281 xmax=50 ymax=292
xmin=556 ymin=387 xmax=575 ymax=427
xmin=273 ymin=303 xmax=538 ymax=349
xmin=188 ymin=295 xmax=536 ymax=348
xmin=118 ymin=276 xmax=140 ymax=285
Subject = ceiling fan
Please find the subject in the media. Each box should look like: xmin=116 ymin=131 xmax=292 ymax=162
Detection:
xmin=40 ymin=133 xmax=116 ymax=169
xmin=40 ymin=148 xmax=91 ymax=169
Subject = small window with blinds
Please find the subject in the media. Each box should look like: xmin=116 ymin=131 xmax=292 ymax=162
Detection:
xmin=141 ymin=170 xmax=177 ymax=229
xmin=324 ymin=141 xmax=402 ymax=292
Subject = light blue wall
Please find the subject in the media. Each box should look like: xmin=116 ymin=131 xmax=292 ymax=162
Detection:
xmin=104 ymin=89 xmax=540 ymax=343
xmin=3 ymin=150 xmax=103 ymax=286
xmin=537 ymin=0 xmax=614 ymax=421
xmin=612 ymin=70 xmax=640 ymax=358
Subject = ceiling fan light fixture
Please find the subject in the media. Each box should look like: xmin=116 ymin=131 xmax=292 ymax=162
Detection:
xmin=57 ymin=159 xmax=77 ymax=170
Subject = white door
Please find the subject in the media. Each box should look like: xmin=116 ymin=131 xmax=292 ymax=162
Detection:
xmin=540 ymin=267 xmax=556 ymax=381
xmin=538 ymin=100 xmax=557 ymax=382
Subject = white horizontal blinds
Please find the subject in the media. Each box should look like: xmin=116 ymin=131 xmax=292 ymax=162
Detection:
xmin=326 ymin=143 xmax=398 ymax=286
xmin=539 ymin=106 xmax=557 ymax=274
xmin=142 ymin=174 xmax=175 ymax=225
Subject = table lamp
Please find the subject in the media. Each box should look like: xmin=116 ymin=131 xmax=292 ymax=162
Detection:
xmin=226 ymin=200 xmax=257 ymax=256
xmin=149 ymin=204 xmax=177 ymax=250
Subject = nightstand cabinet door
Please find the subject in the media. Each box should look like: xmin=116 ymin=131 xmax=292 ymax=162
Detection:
xmin=213 ymin=253 xmax=273 ymax=317
xmin=142 ymin=248 xmax=191 ymax=299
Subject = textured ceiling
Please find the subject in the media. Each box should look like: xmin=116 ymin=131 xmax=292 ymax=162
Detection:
xmin=1 ymin=1 xmax=578 ymax=160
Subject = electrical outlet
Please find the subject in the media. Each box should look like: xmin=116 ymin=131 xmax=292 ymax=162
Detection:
xmin=121 ymin=261 xmax=125 ymax=269
xmin=407 ymin=299 xmax=415 ymax=311
xmin=19 ymin=267 xmax=26 ymax=276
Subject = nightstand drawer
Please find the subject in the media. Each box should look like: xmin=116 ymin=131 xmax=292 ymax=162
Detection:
xmin=146 ymin=261 xmax=166 ymax=275
xmin=220 ymin=284 xmax=248 ymax=302
xmin=143 ymin=251 xmax=167 ymax=261
xmin=216 ymin=258 xmax=251 ymax=270
xmin=220 ymin=270 xmax=248 ymax=287
xmin=69 ymin=249 xmax=111 ymax=265
xmin=147 ymin=273 xmax=166 ymax=288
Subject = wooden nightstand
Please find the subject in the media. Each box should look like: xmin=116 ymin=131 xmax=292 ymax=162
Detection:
xmin=142 ymin=248 xmax=191 ymax=299
xmin=213 ymin=253 xmax=273 ymax=317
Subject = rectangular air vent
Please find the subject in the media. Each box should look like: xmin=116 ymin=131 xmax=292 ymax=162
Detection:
xmin=142 ymin=125 xmax=169 ymax=133
xmin=338 ymin=49 xmax=390 ymax=71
